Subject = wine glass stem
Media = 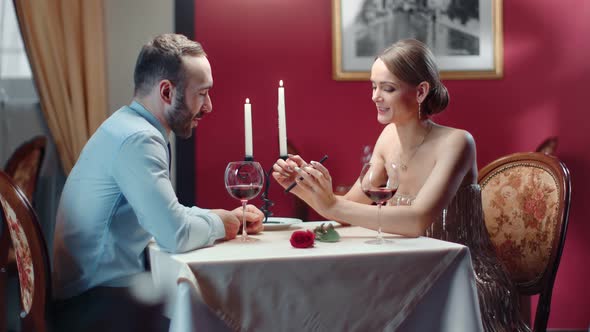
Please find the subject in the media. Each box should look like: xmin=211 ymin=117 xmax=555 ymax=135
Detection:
xmin=241 ymin=200 xmax=248 ymax=241
xmin=377 ymin=203 xmax=383 ymax=241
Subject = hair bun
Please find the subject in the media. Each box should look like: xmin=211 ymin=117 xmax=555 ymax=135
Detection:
xmin=424 ymin=83 xmax=449 ymax=116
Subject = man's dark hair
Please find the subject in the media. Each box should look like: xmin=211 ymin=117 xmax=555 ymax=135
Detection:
xmin=133 ymin=34 xmax=206 ymax=97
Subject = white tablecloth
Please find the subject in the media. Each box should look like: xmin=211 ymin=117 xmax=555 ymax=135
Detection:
xmin=149 ymin=222 xmax=483 ymax=332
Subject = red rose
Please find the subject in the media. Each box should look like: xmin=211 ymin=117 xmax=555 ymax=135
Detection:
xmin=290 ymin=230 xmax=315 ymax=249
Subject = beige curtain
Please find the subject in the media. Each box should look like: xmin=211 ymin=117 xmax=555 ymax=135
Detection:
xmin=13 ymin=0 xmax=108 ymax=174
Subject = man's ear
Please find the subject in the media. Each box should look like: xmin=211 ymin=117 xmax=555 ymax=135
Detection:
xmin=159 ymin=80 xmax=174 ymax=105
xmin=416 ymin=81 xmax=430 ymax=104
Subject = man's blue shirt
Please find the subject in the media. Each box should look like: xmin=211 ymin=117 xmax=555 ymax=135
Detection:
xmin=52 ymin=101 xmax=225 ymax=299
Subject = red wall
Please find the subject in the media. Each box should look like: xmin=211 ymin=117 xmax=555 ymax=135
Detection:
xmin=194 ymin=0 xmax=590 ymax=328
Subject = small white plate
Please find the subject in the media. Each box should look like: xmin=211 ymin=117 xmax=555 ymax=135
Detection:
xmin=263 ymin=217 xmax=302 ymax=231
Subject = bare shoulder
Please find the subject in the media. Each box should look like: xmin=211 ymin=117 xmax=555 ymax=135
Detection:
xmin=446 ymin=128 xmax=474 ymax=148
xmin=373 ymin=124 xmax=397 ymax=150
xmin=432 ymin=125 xmax=473 ymax=145
xmin=381 ymin=123 xmax=397 ymax=136
xmin=431 ymin=125 xmax=476 ymax=158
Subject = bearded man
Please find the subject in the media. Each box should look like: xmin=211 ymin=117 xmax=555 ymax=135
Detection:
xmin=51 ymin=34 xmax=262 ymax=331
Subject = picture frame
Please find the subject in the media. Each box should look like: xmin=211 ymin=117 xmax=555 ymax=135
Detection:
xmin=332 ymin=0 xmax=503 ymax=80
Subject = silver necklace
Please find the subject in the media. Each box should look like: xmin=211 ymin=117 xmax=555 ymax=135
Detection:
xmin=397 ymin=123 xmax=432 ymax=172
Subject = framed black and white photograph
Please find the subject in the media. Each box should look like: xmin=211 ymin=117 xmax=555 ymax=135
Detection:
xmin=332 ymin=0 xmax=503 ymax=80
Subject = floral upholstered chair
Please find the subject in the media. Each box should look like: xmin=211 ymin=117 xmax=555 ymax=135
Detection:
xmin=478 ymin=152 xmax=571 ymax=332
xmin=0 ymin=170 xmax=51 ymax=332
xmin=3 ymin=135 xmax=47 ymax=204
xmin=0 ymin=206 xmax=11 ymax=331
xmin=3 ymin=136 xmax=47 ymax=288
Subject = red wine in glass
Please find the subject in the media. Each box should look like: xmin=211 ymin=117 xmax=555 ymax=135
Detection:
xmin=359 ymin=162 xmax=399 ymax=244
xmin=227 ymin=184 xmax=263 ymax=201
xmin=363 ymin=188 xmax=397 ymax=204
xmin=224 ymin=161 xmax=265 ymax=242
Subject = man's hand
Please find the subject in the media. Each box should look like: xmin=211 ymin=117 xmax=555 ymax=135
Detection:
xmin=210 ymin=209 xmax=241 ymax=240
xmin=231 ymin=204 xmax=264 ymax=234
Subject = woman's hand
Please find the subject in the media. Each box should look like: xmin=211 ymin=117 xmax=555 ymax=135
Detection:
xmin=292 ymin=161 xmax=338 ymax=216
xmin=272 ymin=154 xmax=308 ymax=192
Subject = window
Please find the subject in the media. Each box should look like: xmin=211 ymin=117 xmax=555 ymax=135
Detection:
xmin=1 ymin=0 xmax=35 ymax=100
xmin=0 ymin=0 xmax=30 ymax=78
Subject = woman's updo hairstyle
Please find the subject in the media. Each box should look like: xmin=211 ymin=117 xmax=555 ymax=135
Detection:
xmin=378 ymin=39 xmax=449 ymax=117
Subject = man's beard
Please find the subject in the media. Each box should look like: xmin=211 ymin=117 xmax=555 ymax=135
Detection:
xmin=165 ymin=87 xmax=196 ymax=139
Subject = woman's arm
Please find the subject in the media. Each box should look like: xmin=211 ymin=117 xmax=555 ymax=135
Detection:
xmin=298 ymin=130 xmax=476 ymax=237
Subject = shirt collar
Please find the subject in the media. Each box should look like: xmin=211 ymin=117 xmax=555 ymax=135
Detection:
xmin=128 ymin=100 xmax=171 ymax=144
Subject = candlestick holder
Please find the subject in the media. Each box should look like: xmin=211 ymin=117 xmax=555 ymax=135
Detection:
xmin=259 ymin=155 xmax=288 ymax=222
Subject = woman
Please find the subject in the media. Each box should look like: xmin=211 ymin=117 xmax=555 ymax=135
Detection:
xmin=273 ymin=39 xmax=529 ymax=332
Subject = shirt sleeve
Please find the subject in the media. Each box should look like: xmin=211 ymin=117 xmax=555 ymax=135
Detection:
xmin=111 ymin=131 xmax=225 ymax=253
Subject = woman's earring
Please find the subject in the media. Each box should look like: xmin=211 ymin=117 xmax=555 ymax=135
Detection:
xmin=418 ymin=103 xmax=422 ymax=120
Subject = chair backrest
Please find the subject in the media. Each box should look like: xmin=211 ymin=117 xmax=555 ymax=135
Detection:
xmin=478 ymin=152 xmax=571 ymax=332
xmin=0 ymin=209 xmax=10 ymax=331
xmin=0 ymin=170 xmax=51 ymax=332
xmin=3 ymin=136 xmax=47 ymax=204
xmin=535 ymin=136 xmax=558 ymax=155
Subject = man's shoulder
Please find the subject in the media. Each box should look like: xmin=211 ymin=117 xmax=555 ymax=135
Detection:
xmin=101 ymin=107 xmax=164 ymax=143
xmin=78 ymin=107 xmax=165 ymax=162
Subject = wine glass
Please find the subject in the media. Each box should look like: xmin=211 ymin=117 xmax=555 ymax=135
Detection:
xmin=224 ymin=161 xmax=265 ymax=242
xmin=359 ymin=162 xmax=399 ymax=244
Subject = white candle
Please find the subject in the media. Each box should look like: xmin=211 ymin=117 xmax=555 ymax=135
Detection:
xmin=244 ymin=98 xmax=253 ymax=158
xmin=278 ymin=80 xmax=287 ymax=157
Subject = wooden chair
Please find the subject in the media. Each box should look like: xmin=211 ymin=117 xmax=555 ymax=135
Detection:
xmin=0 ymin=170 xmax=51 ymax=332
xmin=478 ymin=152 xmax=571 ymax=332
xmin=3 ymin=136 xmax=47 ymax=286
xmin=4 ymin=135 xmax=47 ymax=204
xmin=1 ymin=210 xmax=11 ymax=331
xmin=535 ymin=136 xmax=558 ymax=155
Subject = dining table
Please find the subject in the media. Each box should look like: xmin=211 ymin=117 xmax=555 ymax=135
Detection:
xmin=148 ymin=221 xmax=483 ymax=332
